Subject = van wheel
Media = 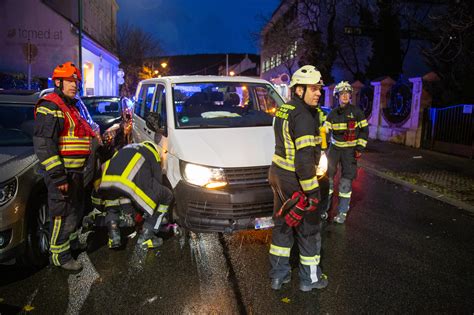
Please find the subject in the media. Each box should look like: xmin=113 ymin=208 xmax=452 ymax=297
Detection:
xmin=20 ymin=195 xmax=50 ymax=268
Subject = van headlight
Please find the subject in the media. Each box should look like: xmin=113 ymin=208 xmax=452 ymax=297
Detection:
xmin=316 ymin=152 xmax=328 ymax=177
xmin=180 ymin=161 xmax=227 ymax=189
xmin=0 ymin=178 xmax=18 ymax=207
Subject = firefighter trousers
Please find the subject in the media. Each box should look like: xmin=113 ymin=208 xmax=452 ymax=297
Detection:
xmin=44 ymin=171 xmax=84 ymax=266
xmin=268 ymin=165 xmax=324 ymax=285
xmin=327 ymin=146 xmax=357 ymax=214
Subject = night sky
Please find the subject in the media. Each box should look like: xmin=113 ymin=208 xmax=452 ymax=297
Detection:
xmin=116 ymin=0 xmax=281 ymax=55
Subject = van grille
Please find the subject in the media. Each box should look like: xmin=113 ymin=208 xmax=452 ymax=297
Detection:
xmin=224 ymin=166 xmax=270 ymax=187
xmin=188 ymin=201 xmax=273 ymax=219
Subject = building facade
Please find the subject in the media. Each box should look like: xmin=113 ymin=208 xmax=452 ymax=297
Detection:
xmin=0 ymin=0 xmax=119 ymax=95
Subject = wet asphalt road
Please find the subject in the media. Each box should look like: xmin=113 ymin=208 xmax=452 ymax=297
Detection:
xmin=1 ymin=169 xmax=474 ymax=314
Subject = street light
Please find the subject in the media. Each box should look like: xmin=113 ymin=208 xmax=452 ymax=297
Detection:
xmin=229 ymin=70 xmax=235 ymax=76
xmin=161 ymin=62 xmax=168 ymax=69
xmin=154 ymin=70 xmax=159 ymax=75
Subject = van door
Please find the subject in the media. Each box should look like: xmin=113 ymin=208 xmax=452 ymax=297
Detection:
xmin=132 ymin=83 xmax=157 ymax=143
xmin=151 ymin=84 xmax=168 ymax=169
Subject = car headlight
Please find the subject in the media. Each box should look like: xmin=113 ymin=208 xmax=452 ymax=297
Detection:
xmin=0 ymin=178 xmax=17 ymax=207
xmin=316 ymin=152 xmax=328 ymax=177
xmin=180 ymin=161 xmax=227 ymax=189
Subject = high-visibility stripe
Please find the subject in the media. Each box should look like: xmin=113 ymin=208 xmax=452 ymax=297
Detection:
xmin=104 ymin=199 xmax=120 ymax=207
xmin=295 ymin=135 xmax=316 ymax=150
xmin=358 ymin=119 xmax=368 ymax=128
xmin=122 ymin=152 xmax=143 ymax=179
xmin=36 ymin=107 xmax=64 ymax=118
xmin=283 ymin=120 xmax=295 ymax=162
xmin=91 ymin=196 xmax=104 ymax=206
xmin=331 ymin=139 xmax=357 ymax=147
xmin=299 ymin=176 xmax=319 ymax=192
xmin=69 ymin=230 xmax=79 ymax=241
xmin=357 ymin=138 xmax=367 ymax=147
xmin=157 ymin=204 xmax=169 ymax=213
xmin=59 ymin=137 xmax=91 ymax=143
xmin=126 ymin=153 xmax=145 ymax=181
xmin=100 ymin=175 xmax=156 ymax=216
xmin=42 ymin=155 xmax=62 ymax=171
xmin=300 ymin=254 xmax=321 ymax=266
xmin=50 ymin=241 xmax=70 ymax=254
xmin=272 ymin=154 xmax=295 ymax=172
xmin=332 ymin=123 xmax=348 ymax=130
xmin=339 ymin=191 xmax=352 ymax=198
xmin=143 ymin=144 xmax=161 ymax=162
xmin=50 ymin=217 xmax=62 ymax=266
xmin=323 ymin=121 xmax=332 ymax=130
xmin=314 ymin=136 xmax=322 ymax=145
xmin=63 ymin=157 xmax=86 ymax=168
xmin=269 ymin=244 xmax=291 ymax=257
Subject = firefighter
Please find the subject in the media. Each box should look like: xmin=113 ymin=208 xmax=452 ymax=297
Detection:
xmin=33 ymin=61 xmax=96 ymax=271
xmin=268 ymin=65 xmax=328 ymax=292
xmin=324 ymin=81 xmax=369 ymax=224
xmin=98 ymin=141 xmax=173 ymax=249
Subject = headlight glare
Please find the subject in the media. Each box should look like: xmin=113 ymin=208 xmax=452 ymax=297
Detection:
xmin=181 ymin=161 xmax=227 ymax=189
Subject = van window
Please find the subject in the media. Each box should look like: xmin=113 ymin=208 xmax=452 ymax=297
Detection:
xmin=172 ymin=82 xmax=283 ymax=129
xmin=153 ymin=84 xmax=167 ymax=128
xmin=134 ymin=84 xmax=156 ymax=119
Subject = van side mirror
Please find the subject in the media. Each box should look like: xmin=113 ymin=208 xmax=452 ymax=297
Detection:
xmin=145 ymin=112 xmax=167 ymax=137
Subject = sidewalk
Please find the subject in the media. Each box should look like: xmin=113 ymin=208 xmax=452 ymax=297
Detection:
xmin=358 ymin=140 xmax=474 ymax=213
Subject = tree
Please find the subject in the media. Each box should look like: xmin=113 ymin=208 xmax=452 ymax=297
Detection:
xmin=117 ymin=21 xmax=162 ymax=97
xmin=422 ymin=0 xmax=474 ymax=105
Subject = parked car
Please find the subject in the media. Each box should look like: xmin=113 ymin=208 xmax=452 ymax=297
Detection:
xmin=81 ymin=96 xmax=133 ymax=160
xmin=0 ymin=89 xmax=99 ymax=267
xmin=133 ymin=76 xmax=329 ymax=233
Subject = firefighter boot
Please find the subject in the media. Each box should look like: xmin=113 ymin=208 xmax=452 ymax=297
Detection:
xmin=271 ymin=272 xmax=291 ymax=290
xmin=334 ymin=212 xmax=347 ymax=224
xmin=299 ymin=274 xmax=328 ymax=292
xmin=60 ymin=259 xmax=83 ymax=272
xmin=107 ymin=221 xmax=121 ymax=249
xmin=137 ymin=228 xmax=163 ymax=249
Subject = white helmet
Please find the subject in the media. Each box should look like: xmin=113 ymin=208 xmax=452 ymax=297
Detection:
xmin=289 ymin=65 xmax=324 ymax=88
xmin=333 ymin=81 xmax=353 ymax=96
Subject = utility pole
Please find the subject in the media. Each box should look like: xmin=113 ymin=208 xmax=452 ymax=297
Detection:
xmin=78 ymin=0 xmax=83 ymax=95
xmin=226 ymin=54 xmax=229 ymax=76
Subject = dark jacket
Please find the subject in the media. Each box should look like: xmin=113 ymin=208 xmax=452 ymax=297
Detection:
xmin=272 ymin=97 xmax=322 ymax=199
xmin=324 ymin=105 xmax=369 ymax=151
xmin=33 ymin=88 xmax=88 ymax=186
xmin=99 ymin=143 xmax=170 ymax=216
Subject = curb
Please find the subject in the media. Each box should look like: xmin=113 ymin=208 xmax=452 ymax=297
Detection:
xmin=359 ymin=162 xmax=474 ymax=215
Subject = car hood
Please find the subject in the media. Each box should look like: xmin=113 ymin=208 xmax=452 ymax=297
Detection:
xmin=172 ymin=127 xmax=275 ymax=168
xmin=92 ymin=116 xmax=121 ymax=134
xmin=0 ymin=146 xmax=38 ymax=182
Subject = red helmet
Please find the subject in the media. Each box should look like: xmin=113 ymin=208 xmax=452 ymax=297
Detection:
xmin=52 ymin=61 xmax=82 ymax=82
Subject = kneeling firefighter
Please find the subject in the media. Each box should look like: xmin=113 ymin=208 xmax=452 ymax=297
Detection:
xmin=98 ymin=141 xmax=173 ymax=249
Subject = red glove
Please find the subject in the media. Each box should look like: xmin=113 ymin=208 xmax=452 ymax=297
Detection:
xmin=305 ymin=197 xmax=319 ymax=212
xmin=285 ymin=192 xmax=307 ymax=227
xmin=354 ymin=150 xmax=362 ymax=159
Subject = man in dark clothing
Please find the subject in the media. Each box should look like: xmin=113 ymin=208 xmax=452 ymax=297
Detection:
xmin=33 ymin=61 xmax=96 ymax=271
xmin=324 ymin=81 xmax=369 ymax=224
xmin=268 ymin=65 xmax=328 ymax=292
xmin=98 ymin=141 xmax=173 ymax=249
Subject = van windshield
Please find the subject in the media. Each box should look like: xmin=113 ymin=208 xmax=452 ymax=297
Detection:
xmin=172 ymin=82 xmax=283 ymax=129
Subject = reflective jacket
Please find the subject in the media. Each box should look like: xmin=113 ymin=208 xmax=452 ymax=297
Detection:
xmin=99 ymin=143 xmax=169 ymax=216
xmin=272 ymin=97 xmax=322 ymax=199
xmin=324 ymin=105 xmax=368 ymax=151
xmin=33 ymin=90 xmax=95 ymax=186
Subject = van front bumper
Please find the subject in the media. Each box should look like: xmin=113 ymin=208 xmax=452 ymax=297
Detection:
xmin=173 ymin=180 xmax=274 ymax=233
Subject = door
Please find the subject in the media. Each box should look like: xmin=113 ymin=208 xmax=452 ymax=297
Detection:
xmin=132 ymin=83 xmax=156 ymax=143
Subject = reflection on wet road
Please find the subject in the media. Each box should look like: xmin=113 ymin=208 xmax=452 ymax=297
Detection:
xmin=1 ymin=170 xmax=474 ymax=313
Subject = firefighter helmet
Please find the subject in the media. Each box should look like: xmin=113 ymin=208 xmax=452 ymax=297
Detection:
xmin=289 ymin=65 xmax=324 ymax=88
xmin=333 ymin=81 xmax=353 ymax=96
xmin=52 ymin=62 xmax=82 ymax=82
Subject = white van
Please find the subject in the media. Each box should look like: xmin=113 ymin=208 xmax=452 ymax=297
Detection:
xmin=133 ymin=76 xmax=327 ymax=233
